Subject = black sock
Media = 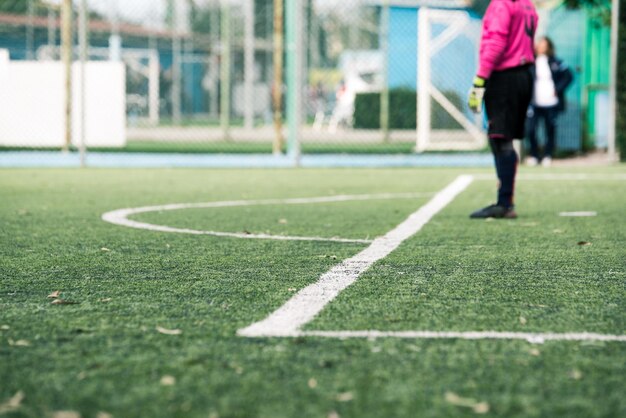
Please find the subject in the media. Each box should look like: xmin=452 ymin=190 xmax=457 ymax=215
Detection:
xmin=489 ymin=138 xmax=518 ymax=208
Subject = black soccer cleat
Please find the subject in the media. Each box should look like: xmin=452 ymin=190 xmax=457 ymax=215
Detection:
xmin=470 ymin=204 xmax=517 ymax=219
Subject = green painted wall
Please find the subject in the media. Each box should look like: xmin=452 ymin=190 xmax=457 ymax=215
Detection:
xmin=583 ymin=13 xmax=611 ymax=143
xmin=618 ymin=0 xmax=626 ymax=161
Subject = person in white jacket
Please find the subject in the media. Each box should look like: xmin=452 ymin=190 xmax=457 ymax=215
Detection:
xmin=526 ymin=37 xmax=574 ymax=167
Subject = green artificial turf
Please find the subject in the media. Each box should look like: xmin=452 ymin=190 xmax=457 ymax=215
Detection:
xmin=1 ymin=167 xmax=625 ymax=418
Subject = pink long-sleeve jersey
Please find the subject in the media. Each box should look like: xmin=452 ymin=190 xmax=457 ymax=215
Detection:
xmin=477 ymin=0 xmax=539 ymax=79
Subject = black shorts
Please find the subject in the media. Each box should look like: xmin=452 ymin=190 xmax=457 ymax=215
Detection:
xmin=484 ymin=65 xmax=533 ymax=140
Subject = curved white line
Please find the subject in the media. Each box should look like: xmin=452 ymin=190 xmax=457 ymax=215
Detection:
xmin=102 ymin=192 xmax=434 ymax=244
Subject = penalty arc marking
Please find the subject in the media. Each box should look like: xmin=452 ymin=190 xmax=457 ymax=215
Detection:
xmin=101 ymin=192 xmax=435 ymax=244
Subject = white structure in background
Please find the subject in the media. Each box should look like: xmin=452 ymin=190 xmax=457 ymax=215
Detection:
xmin=328 ymin=50 xmax=383 ymax=132
xmin=0 ymin=50 xmax=126 ymax=148
xmin=233 ymin=62 xmax=271 ymax=121
xmin=417 ymin=8 xmax=485 ymax=152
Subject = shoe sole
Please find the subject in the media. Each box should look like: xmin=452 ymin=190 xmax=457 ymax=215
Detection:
xmin=469 ymin=211 xmax=517 ymax=219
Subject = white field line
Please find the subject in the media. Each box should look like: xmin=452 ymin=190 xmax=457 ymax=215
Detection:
xmin=296 ymin=330 xmax=626 ymax=344
xmin=559 ymin=211 xmax=598 ymax=217
xmin=237 ymin=175 xmax=475 ymax=337
xmin=474 ymin=173 xmax=626 ymax=181
xmin=101 ymin=192 xmax=434 ymax=244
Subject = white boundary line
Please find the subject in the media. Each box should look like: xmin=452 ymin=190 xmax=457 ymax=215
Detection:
xmin=474 ymin=173 xmax=626 ymax=181
xmin=238 ymin=174 xmax=626 ymax=343
xmin=237 ymin=175 xmax=475 ymax=337
xmin=559 ymin=211 xmax=598 ymax=217
xmin=295 ymin=330 xmax=626 ymax=344
xmin=101 ymin=192 xmax=434 ymax=244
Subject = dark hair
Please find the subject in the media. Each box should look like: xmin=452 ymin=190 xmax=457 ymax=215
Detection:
xmin=540 ymin=36 xmax=556 ymax=57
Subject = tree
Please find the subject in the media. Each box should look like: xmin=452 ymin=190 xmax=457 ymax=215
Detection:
xmin=563 ymin=0 xmax=612 ymax=24
xmin=0 ymin=0 xmax=51 ymax=16
xmin=471 ymin=0 xmax=612 ymax=23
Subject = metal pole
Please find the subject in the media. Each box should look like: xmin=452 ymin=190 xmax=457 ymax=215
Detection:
xmin=26 ymin=0 xmax=35 ymax=60
xmin=109 ymin=0 xmax=121 ymax=61
xmin=149 ymin=49 xmax=160 ymax=126
xmin=47 ymin=6 xmax=56 ymax=49
xmin=608 ymin=0 xmax=619 ymax=160
xmin=286 ymin=0 xmax=302 ymax=164
xmin=209 ymin=1 xmax=219 ymax=120
xmin=79 ymin=0 xmax=88 ymax=167
xmin=220 ymin=0 xmax=231 ymax=140
xmin=244 ymin=0 xmax=255 ymax=130
xmin=416 ymin=7 xmax=431 ymax=153
xmin=148 ymin=15 xmax=160 ymax=127
xmin=61 ymin=0 xmax=73 ymax=152
xmin=380 ymin=0 xmax=390 ymax=143
xmin=272 ymin=0 xmax=284 ymax=154
xmin=172 ymin=0 xmax=182 ymax=125
xmin=310 ymin=1 xmax=320 ymax=69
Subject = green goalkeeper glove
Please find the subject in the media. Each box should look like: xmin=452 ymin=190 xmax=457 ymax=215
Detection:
xmin=468 ymin=76 xmax=486 ymax=114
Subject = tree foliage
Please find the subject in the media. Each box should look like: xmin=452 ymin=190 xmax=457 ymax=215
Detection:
xmin=563 ymin=0 xmax=612 ymax=25
xmin=471 ymin=0 xmax=612 ymax=24
xmin=0 ymin=0 xmax=53 ymax=16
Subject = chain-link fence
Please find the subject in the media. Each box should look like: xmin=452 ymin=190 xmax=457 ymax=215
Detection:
xmin=0 ymin=0 xmax=619 ymax=164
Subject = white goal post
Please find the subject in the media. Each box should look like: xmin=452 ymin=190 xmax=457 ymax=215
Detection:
xmin=416 ymin=7 xmax=486 ymax=152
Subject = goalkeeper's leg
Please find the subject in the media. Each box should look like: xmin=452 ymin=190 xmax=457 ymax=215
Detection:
xmin=489 ymin=137 xmax=518 ymax=209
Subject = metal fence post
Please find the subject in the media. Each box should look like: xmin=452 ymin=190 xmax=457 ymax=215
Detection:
xmin=286 ymin=0 xmax=302 ymax=165
xmin=220 ymin=0 xmax=231 ymax=141
xmin=172 ymin=0 xmax=182 ymax=125
xmin=416 ymin=7 xmax=431 ymax=153
xmin=79 ymin=0 xmax=88 ymax=167
xmin=608 ymin=0 xmax=619 ymax=160
xmin=381 ymin=0 xmax=390 ymax=143
xmin=244 ymin=0 xmax=255 ymax=131
xmin=61 ymin=0 xmax=73 ymax=152
xmin=272 ymin=0 xmax=284 ymax=155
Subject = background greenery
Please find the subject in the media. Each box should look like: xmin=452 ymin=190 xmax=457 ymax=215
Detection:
xmin=354 ymin=89 xmax=463 ymax=130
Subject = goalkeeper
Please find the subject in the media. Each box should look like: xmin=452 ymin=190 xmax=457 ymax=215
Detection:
xmin=468 ymin=0 xmax=538 ymax=219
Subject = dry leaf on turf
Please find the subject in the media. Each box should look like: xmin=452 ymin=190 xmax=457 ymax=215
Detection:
xmin=156 ymin=326 xmax=182 ymax=335
xmin=577 ymin=241 xmax=592 ymax=246
xmin=51 ymin=299 xmax=79 ymax=305
xmin=308 ymin=378 xmax=318 ymax=389
xmin=569 ymin=369 xmax=583 ymax=380
xmin=8 ymin=339 xmax=31 ymax=347
xmin=96 ymin=413 xmax=113 ymax=418
xmin=327 ymin=411 xmax=340 ymax=418
xmin=519 ymin=316 xmax=527 ymax=325
xmin=336 ymin=392 xmax=354 ymax=402
xmin=101 ymin=248 xmax=111 ymax=252
xmin=473 ymin=403 xmax=490 ymax=414
xmin=0 ymin=391 xmax=24 ymax=414
xmin=278 ymin=219 xmax=288 ymax=224
xmin=445 ymin=392 xmax=490 ymax=414
xmin=51 ymin=411 xmax=81 ymax=418
xmin=47 ymin=290 xmax=61 ymax=299
xmin=160 ymin=375 xmax=176 ymax=386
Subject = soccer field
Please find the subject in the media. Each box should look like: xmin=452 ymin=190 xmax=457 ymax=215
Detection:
xmin=1 ymin=167 xmax=625 ymax=418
